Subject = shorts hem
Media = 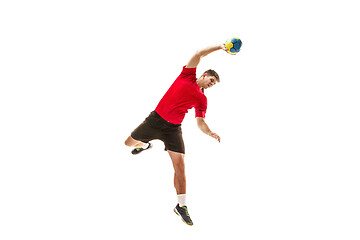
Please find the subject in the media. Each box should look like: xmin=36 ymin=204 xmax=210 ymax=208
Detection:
xmin=130 ymin=133 xmax=149 ymax=143
xmin=165 ymin=148 xmax=185 ymax=154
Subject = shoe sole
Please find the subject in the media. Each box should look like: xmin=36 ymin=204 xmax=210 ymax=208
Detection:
xmin=173 ymin=208 xmax=193 ymax=226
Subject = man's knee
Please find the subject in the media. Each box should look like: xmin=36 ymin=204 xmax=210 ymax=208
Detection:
xmin=124 ymin=136 xmax=135 ymax=147
xmin=175 ymin=165 xmax=185 ymax=174
xmin=168 ymin=150 xmax=186 ymax=172
xmin=173 ymin=158 xmax=185 ymax=173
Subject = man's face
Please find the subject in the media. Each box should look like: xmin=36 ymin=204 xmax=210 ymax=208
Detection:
xmin=201 ymin=74 xmax=217 ymax=89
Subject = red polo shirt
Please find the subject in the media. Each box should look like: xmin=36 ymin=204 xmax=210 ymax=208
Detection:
xmin=155 ymin=66 xmax=207 ymax=125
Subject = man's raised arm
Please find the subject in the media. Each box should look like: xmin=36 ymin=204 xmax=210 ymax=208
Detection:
xmin=186 ymin=43 xmax=228 ymax=68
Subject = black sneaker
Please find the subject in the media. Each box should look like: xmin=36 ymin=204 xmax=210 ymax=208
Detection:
xmin=174 ymin=204 xmax=193 ymax=226
xmin=131 ymin=143 xmax=152 ymax=155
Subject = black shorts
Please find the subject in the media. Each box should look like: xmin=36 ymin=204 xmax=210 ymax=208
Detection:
xmin=131 ymin=111 xmax=185 ymax=154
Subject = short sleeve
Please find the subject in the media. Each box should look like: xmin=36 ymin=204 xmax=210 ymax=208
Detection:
xmin=195 ymin=109 xmax=206 ymax=118
xmin=181 ymin=66 xmax=196 ymax=77
xmin=195 ymin=95 xmax=207 ymax=118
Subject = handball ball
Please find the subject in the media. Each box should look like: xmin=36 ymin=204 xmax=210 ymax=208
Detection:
xmin=225 ymin=37 xmax=242 ymax=55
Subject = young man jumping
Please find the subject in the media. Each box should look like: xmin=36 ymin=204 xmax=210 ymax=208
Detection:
xmin=124 ymin=43 xmax=231 ymax=225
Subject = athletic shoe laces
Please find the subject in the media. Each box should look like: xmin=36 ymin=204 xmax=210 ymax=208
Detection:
xmin=181 ymin=206 xmax=190 ymax=217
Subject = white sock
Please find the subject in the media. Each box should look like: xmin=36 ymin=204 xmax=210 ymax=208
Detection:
xmin=177 ymin=194 xmax=186 ymax=207
xmin=142 ymin=143 xmax=149 ymax=149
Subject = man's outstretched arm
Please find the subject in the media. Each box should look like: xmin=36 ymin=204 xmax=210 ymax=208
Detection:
xmin=186 ymin=43 xmax=228 ymax=68
xmin=196 ymin=117 xmax=221 ymax=142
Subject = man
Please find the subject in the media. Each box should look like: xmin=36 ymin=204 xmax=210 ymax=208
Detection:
xmin=124 ymin=43 xmax=230 ymax=225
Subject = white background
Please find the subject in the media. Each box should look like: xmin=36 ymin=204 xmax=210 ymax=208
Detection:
xmin=1 ymin=0 xmax=359 ymax=239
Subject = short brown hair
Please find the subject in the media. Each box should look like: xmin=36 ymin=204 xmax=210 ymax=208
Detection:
xmin=203 ymin=69 xmax=220 ymax=82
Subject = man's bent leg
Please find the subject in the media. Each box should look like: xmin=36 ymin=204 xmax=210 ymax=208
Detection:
xmin=125 ymin=136 xmax=152 ymax=155
xmin=124 ymin=136 xmax=146 ymax=148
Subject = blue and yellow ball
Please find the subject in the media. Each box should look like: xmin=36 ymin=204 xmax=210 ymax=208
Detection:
xmin=225 ymin=37 xmax=242 ymax=55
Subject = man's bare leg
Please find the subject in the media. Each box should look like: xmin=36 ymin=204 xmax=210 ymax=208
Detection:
xmin=168 ymin=150 xmax=186 ymax=194
xmin=168 ymin=150 xmax=193 ymax=225
xmin=124 ymin=136 xmax=152 ymax=155
xmin=124 ymin=136 xmax=146 ymax=148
